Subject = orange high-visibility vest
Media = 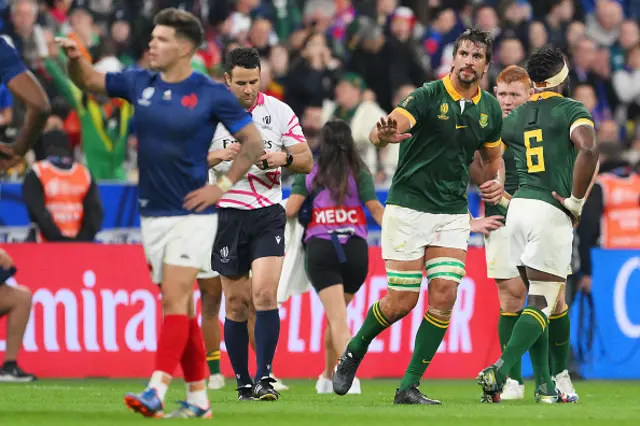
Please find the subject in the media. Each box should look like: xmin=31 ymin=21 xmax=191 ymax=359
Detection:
xmin=598 ymin=173 xmax=640 ymax=248
xmin=32 ymin=160 xmax=91 ymax=241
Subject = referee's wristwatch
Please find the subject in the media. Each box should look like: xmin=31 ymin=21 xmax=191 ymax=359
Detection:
xmin=284 ymin=153 xmax=294 ymax=167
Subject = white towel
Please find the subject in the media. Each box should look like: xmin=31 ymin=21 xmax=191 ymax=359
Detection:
xmin=278 ymin=199 xmax=312 ymax=305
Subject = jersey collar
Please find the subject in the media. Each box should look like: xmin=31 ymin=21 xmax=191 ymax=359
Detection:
xmin=248 ymin=92 xmax=265 ymax=113
xmin=443 ymin=74 xmax=482 ymax=104
xmin=530 ymin=92 xmax=564 ymax=101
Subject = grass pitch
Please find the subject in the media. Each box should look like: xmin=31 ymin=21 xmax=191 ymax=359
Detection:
xmin=0 ymin=379 xmax=638 ymax=425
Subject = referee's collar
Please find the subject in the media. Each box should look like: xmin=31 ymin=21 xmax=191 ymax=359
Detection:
xmin=248 ymin=92 xmax=265 ymax=112
xmin=443 ymin=74 xmax=482 ymax=104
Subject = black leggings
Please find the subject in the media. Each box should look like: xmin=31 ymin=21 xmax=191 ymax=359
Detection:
xmin=305 ymin=236 xmax=369 ymax=295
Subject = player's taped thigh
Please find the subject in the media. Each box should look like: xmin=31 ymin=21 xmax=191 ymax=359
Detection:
xmin=528 ymin=280 xmax=564 ymax=317
xmin=387 ymin=269 xmax=423 ymax=292
xmin=425 ymin=257 xmax=466 ymax=284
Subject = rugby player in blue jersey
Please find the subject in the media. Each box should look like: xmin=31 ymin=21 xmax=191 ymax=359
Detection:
xmin=0 ymin=35 xmax=50 ymax=383
xmin=57 ymin=8 xmax=264 ymax=418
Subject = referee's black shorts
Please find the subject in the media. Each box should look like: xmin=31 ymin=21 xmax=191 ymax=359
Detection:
xmin=212 ymin=204 xmax=285 ymax=277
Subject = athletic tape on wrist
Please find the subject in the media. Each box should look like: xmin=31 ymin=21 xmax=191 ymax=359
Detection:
xmin=216 ymin=175 xmax=233 ymax=194
xmin=498 ymin=195 xmax=510 ymax=209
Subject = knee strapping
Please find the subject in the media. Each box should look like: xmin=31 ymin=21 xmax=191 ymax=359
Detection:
xmin=427 ymin=306 xmax=452 ymax=320
xmin=528 ymin=281 xmax=563 ymax=317
xmin=425 ymin=257 xmax=465 ymax=284
xmin=387 ymin=269 xmax=423 ymax=292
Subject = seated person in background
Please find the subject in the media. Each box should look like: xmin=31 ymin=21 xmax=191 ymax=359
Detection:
xmin=22 ymin=128 xmax=103 ymax=242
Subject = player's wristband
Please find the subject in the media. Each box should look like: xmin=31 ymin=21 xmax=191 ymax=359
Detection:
xmin=563 ymin=194 xmax=586 ymax=216
xmin=216 ymin=175 xmax=233 ymax=194
xmin=498 ymin=196 xmax=510 ymax=209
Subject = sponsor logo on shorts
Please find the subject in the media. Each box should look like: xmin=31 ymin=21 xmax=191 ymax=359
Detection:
xmin=275 ymin=236 xmax=281 ymax=244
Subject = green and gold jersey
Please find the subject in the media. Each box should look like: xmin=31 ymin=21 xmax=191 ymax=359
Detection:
xmin=387 ymin=75 xmax=503 ymax=214
xmin=485 ymin=145 xmax=518 ymax=217
xmin=502 ymin=92 xmax=594 ymax=212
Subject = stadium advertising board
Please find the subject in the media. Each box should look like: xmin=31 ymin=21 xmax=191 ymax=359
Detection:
xmin=0 ymin=244 xmax=501 ymax=379
xmin=573 ymin=249 xmax=640 ymax=379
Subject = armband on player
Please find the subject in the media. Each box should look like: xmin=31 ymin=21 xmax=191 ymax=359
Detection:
xmin=216 ymin=175 xmax=233 ymax=194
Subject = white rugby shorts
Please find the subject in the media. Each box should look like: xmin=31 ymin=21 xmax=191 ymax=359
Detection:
xmin=506 ymin=198 xmax=573 ymax=279
xmin=141 ymin=214 xmax=219 ymax=284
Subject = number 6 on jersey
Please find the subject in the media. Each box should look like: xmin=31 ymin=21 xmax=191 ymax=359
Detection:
xmin=524 ymin=129 xmax=545 ymax=173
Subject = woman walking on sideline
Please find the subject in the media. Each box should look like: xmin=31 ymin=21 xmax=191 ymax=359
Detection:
xmin=286 ymin=119 xmax=384 ymax=394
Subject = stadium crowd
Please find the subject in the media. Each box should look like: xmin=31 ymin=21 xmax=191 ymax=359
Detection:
xmin=0 ymin=0 xmax=638 ymax=185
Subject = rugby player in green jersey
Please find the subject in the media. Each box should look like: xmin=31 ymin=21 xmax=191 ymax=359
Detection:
xmin=471 ymin=65 xmax=580 ymax=401
xmin=476 ymin=47 xmax=598 ymax=404
xmin=332 ymin=28 xmax=506 ymax=405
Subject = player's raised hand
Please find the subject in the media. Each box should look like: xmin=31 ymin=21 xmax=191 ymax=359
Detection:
xmin=184 ymin=184 xmax=223 ymax=212
xmin=479 ymin=179 xmax=503 ymax=205
xmin=54 ymin=37 xmax=81 ymax=60
xmin=0 ymin=143 xmax=23 ymax=173
xmin=470 ymin=216 xmax=504 ymax=236
xmin=552 ymin=191 xmax=584 ymax=227
xmin=376 ymin=117 xmax=412 ymax=145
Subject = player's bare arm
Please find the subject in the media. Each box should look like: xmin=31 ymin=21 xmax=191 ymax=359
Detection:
xmin=369 ymin=109 xmax=412 ymax=148
xmin=365 ymin=200 xmax=384 ymax=226
xmin=469 ymin=150 xmax=485 ymax=187
xmin=208 ymin=144 xmax=241 ymax=167
xmin=478 ymin=143 xmax=505 ymax=205
xmin=55 ymin=37 xmax=107 ymax=94
xmin=255 ymin=142 xmax=313 ymax=173
xmin=184 ymin=124 xmax=263 ymax=212
xmin=285 ymin=194 xmax=305 ymax=218
xmin=552 ymin=124 xmax=599 ymax=219
xmin=226 ymin=123 xmax=265 ymax=182
xmin=0 ymin=72 xmax=50 ymax=169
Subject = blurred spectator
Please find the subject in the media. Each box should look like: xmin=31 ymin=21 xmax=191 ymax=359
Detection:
xmin=487 ymin=36 xmax=525 ymax=88
xmin=611 ymin=19 xmax=639 ymax=71
xmin=248 ymin=17 xmax=275 ymax=58
xmin=585 ymin=0 xmax=623 ymax=48
xmin=285 ymin=31 xmax=339 ymax=117
xmin=527 ymin=21 xmax=548 ymax=55
xmin=612 ymin=42 xmax=640 ymax=124
xmin=573 ymin=83 xmax=611 ymax=127
xmin=42 ymin=38 xmax=130 ymax=180
xmin=321 ymin=72 xmax=386 ymax=181
xmin=565 ymin=20 xmax=586 ymax=53
xmin=544 ymin=0 xmax=574 ymax=49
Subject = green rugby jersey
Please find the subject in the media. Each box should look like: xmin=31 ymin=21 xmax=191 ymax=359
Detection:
xmin=387 ymin=75 xmax=503 ymax=214
xmin=502 ymin=92 xmax=594 ymax=212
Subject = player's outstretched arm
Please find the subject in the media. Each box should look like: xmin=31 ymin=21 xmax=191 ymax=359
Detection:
xmin=56 ymin=37 xmax=106 ymax=94
xmin=4 ymin=71 xmax=50 ymax=162
xmin=369 ymin=110 xmax=412 ymax=148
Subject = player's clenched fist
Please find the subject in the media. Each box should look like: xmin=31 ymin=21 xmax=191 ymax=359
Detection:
xmin=54 ymin=37 xmax=81 ymax=59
